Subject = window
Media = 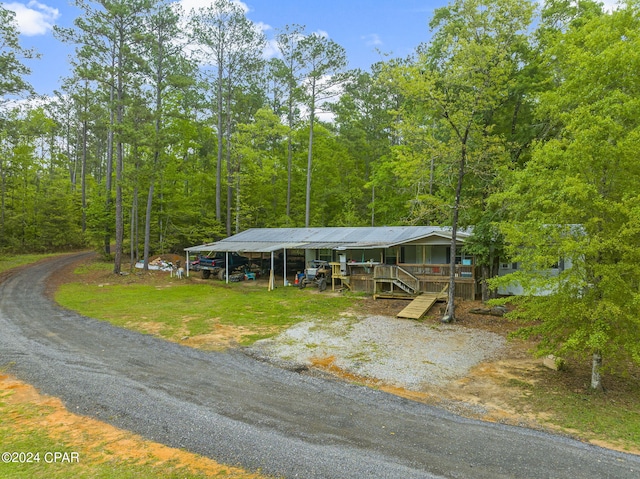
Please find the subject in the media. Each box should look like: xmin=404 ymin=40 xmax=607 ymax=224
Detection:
xmin=384 ymin=248 xmax=397 ymax=265
xmin=318 ymin=249 xmax=332 ymax=262
xmin=400 ymin=246 xmax=418 ymax=264
xmin=446 ymin=247 xmax=468 ymax=265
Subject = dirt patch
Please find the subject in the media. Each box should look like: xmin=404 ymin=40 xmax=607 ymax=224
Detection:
xmin=0 ymin=374 xmax=266 ymax=478
xmin=178 ymin=320 xmax=274 ymax=351
xmin=303 ymin=348 xmax=543 ymax=427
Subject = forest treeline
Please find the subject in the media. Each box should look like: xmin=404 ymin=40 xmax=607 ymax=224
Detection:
xmin=1 ymin=0 xmax=639 ymax=386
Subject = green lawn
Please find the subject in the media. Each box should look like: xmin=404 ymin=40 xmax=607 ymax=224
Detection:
xmin=0 ymin=253 xmax=59 ymax=274
xmin=55 ymin=262 xmax=362 ymax=345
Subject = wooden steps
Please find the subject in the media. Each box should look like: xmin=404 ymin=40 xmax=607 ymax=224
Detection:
xmin=396 ymin=285 xmax=449 ymax=320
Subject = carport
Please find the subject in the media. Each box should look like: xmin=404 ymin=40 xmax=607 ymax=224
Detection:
xmin=184 ymin=240 xmax=307 ymax=288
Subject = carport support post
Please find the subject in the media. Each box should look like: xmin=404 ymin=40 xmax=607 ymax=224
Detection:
xmin=268 ymin=251 xmax=275 ymax=291
xmin=225 ymin=251 xmax=229 ymax=283
xmin=283 ymin=249 xmax=287 ymax=287
xmin=186 ymin=251 xmax=190 ymax=277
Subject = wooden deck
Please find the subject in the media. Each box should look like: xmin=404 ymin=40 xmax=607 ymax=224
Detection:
xmin=328 ymin=262 xmax=476 ymax=300
xmin=396 ymin=286 xmax=448 ymax=320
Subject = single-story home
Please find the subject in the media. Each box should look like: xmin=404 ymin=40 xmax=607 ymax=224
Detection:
xmin=185 ymin=226 xmax=477 ymax=300
xmin=497 ymin=258 xmax=574 ymax=296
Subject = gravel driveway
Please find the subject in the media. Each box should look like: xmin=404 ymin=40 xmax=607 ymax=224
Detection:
xmin=2 ymin=254 xmax=639 ymax=479
xmin=249 ymin=315 xmax=506 ymax=390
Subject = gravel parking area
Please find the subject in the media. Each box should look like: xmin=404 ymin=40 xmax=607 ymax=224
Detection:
xmin=248 ymin=314 xmax=507 ymax=390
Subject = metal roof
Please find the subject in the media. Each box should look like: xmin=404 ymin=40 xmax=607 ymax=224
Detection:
xmin=185 ymin=226 xmax=471 ymax=254
xmin=184 ymin=241 xmax=307 ymax=253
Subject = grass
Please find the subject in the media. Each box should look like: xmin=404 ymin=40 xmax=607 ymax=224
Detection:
xmin=504 ymin=363 xmax=640 ymax=452
xmin=0 ymin=253 xmax=60 ymax=274
xmin=0 ymin=391 xmax=265 ymax=478
xmin=55 ymin=262 xmax=363 ymax=346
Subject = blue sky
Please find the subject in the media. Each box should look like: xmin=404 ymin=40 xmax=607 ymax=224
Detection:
xmin=3 ymin=0 xmax=447 ymax=96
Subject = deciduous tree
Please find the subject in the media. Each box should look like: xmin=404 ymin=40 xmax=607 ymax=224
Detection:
xmin=492 ymin=2 xmax=640 ymax=389
xmin=392 ymin=0 xmax=534 ymax=321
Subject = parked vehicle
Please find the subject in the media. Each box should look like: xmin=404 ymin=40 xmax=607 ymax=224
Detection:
xmin=190 ymin=252 xmax=250 ymax=280
xmin=298 ymin=260 xmax=331 ymax=291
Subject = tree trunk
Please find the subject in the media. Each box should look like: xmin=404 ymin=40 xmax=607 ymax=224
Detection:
xmin=81 ymin=115 xmax=87 ymax=233
xmin=443 ymin=145 xmax=466 ymax=323
xmin=371 ymin=185 xmax=375 ymax=227
xmin=235 ymin=165 xmax=241 ymax=234
xmin=591 ymin=350 xmax=604 ymax=390
xmin=489 ymin=259 xmax=499 ymax=300
xmin=130 ymin=186 xmax=138 ymax=271
xmin=216 ymin=62 xmax=223 ymax=224
xmin=0 ymin=158 xmax=5 ymax=235
xmin=225 ymin=81 xmax=233 ymax=236
xmin=113 ymin=139 xmax=124 ymax=274
xmin=305 ymin=77 xmax=316 ymax=228
xmin=143 ymin=180 xmax=154 ymax=272
xmin=481 ymin=264 xmax=490 ymax=303
xmin=113 ymin=58 xmax=124 ymax=275
xmin=286 ymin=93 xmax=294 ymax=219
xmin=104 ymin=84 xmax=115 ymax=257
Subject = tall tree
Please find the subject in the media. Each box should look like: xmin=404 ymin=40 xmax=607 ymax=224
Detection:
xmin=56 ymin=0 xmax=154 ymax=272
xmin=232 ymin=107 xmax=287 ymax=228
xmin=296 ymin=33 xmax=348 ymax=227
xmin=392 ymin=0 xmax=534 ymax=321
xmin=189 ymin=0 xmax=266 ymax=235
xmin=273 ymin=24 xmax=306 ymax=220
xmin=493 ymin=2 xmax=640 ymax=389
xmin=139 ymin=1 xmax=192 ymax=270
xmin=331 ymin=65 xmax=401 ymax=226
xmin=0 ymin=6 xmax=36 ymax=241
xmin=0 ymin=5 xmax=36 ymax=101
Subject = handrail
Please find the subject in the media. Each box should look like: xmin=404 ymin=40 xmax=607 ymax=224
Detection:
xmin=399 ymin=263 xmax=474 ymax=279
xmin=374 ymin=264 xmax=474 ymax=280
xmin=396 ymin=265 xmax=419 ymax=292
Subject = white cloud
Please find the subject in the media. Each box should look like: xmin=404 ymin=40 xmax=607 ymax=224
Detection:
xmin=4 ymin=94 xmax=48 ymax=111
xmin=362 ymin=33 xmax=382 ymax=47
xmin=254 ymin=20 xmax=271 ymax=33
xmin=600 ymin=0 xmax=620 ymax=12
xmin=3 ymin=1 xmax=59 ymax=36
xmin=263 ymin=38 xmax=280 ymax=59
xmin=177 ymin=1 xmax=275 ymax=66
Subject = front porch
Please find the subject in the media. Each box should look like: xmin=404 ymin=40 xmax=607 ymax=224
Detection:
xmin=330 ymin=262 xmax=476 ymax=300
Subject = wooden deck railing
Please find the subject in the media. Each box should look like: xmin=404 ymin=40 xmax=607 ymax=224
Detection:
xmin=374 ymin=264 xmax=473 ymax=280
xmin=331 ymin=263 xmax=476 ymax=299
xmin=398 ymin=263 xmax=474 ymax=280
